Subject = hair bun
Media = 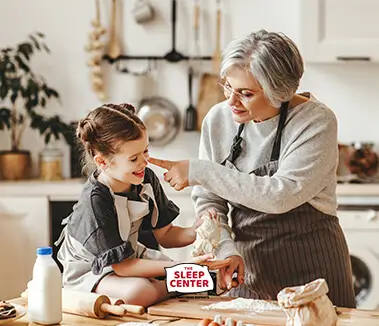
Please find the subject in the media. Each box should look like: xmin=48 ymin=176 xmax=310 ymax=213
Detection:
xmin=119 ymin=103 xmax=135 ymax=113
xmin=77 ymin=118 xmax=97 ymax=143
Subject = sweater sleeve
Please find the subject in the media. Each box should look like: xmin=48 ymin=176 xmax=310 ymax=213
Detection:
xmin=191 ymin=115 xmax=242 ymax=260
xmin=189 ymin=108 xmax=338 ymax=215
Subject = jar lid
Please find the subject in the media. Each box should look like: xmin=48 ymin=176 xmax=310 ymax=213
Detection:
xmin=40 ymin=148 xmax=63 ymax=158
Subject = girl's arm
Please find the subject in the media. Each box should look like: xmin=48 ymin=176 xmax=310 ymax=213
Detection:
xmin=111 ymin=253 xmax=214 ymax=278
xmin=153 ymin=223 xmax=196 ymax=248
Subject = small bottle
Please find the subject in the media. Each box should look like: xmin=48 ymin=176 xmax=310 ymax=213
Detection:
xmin=28 ymin=247 xmax=62 ymax=325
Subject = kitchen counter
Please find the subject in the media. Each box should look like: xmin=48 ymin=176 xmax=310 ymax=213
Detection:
xmin=0 ymin=177 xmax=191 ymax=201
xmin=0 ymin=178 xmax=379 ymax=201
xmin=9 ymin=297 xmax=379 ymax=326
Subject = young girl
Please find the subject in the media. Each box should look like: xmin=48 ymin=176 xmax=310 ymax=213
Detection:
xmin=56 ymin=103 xmax=215 ymax=307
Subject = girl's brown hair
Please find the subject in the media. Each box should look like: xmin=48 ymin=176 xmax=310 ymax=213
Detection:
xmin=76 ymin=103 xmax=146 ymax=175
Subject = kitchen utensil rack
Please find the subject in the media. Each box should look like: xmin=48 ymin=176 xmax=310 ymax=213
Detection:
xmin=103 ymin=0 xmax=212 ymax=71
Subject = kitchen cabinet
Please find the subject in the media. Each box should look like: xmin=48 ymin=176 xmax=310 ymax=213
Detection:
xmin=299 ymin=0 xmax=379 ymax=63
xmin=0 ymin=196 xmax=49 ymax=300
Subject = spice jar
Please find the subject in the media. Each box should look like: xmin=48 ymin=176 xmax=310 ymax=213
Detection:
xmin=346 ymin=142 xmax=379 ymax=177
xmin=39 ymin=148 xmax=63 ymax=181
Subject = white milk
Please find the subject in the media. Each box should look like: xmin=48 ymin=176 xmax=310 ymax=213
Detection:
xmin=28 ymin=247 xmax=62 ymax=325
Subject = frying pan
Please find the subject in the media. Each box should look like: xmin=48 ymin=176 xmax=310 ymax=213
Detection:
xmin=137 ymin=96 xmax=181 ymax=146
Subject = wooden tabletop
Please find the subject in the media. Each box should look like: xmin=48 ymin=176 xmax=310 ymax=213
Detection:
xmin=8 ymin=297 xmax=379 ymax=326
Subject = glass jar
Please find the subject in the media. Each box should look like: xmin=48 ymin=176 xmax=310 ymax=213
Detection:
xmin=39 ymin=148 xmax=63 ymax=181
xmin=346 ymin=142 xmax=379 ymax=177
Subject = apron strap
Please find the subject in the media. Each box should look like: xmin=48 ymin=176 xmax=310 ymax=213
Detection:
xmin=270 ymin=101 xmax=289 ymax=162
xmin=222 ymin=123 xmax=245 ymax=165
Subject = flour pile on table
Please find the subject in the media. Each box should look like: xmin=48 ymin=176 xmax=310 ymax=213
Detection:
xmin=201 ymin=298 xmax=281 ymax=314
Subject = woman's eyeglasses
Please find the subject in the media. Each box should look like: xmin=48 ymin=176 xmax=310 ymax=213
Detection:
xmin=217 ymin=81 xmax=256 ymax=103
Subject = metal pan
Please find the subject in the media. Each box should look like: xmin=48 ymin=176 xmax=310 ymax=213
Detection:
xmin=136 ymin=96 xmax=181 ymax=146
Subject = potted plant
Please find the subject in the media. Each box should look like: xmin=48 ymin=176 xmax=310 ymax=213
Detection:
xmin=0 ymin=32 xmax=72 ymax=180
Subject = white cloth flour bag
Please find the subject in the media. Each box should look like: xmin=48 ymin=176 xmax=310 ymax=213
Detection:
xmin=277 ymin=278 xmax=338 ymax=326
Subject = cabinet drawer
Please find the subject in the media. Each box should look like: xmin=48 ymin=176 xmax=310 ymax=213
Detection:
xmin=0 ymin=196 xmax=49 ymax=299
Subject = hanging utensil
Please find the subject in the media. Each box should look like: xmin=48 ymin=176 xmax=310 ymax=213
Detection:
xmin=137 ymin=97 xmax=181 ymax=146
xmin=190 ymin=0 xmax=201 ymax=73
xmin=107 ymin=0 xmax=121 ymax=60
xmin=132 ymin=0 xmax=155 ymax=24
xmin=184 ymin=0 xmax=200 ymax=131
xmin=196 ymin=0 xmax=225 ymax=130
xmin=163 ymin=0 xmax=185 ymax=63
xmin=184 ymin=67 xmax=197 ymax=131
xmin=212 ymin=0 xmax=222 ymax=74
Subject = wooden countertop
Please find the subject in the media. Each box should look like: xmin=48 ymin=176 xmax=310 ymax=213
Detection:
xmin=9 ymin=297 xmax=379 ymax=326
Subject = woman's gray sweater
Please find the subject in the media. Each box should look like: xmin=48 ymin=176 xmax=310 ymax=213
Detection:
xmin=190 ymin=94 xmax=338 ymax=259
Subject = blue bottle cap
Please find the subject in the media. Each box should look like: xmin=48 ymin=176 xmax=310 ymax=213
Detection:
xmin=37 ymin=247 xmax=52 ymax=255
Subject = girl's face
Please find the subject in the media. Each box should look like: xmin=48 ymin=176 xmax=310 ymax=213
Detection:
xmin=99 ymin=130 xmax=150 ymax=188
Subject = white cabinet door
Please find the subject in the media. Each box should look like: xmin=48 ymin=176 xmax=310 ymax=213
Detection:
xmin=299 ymin=0 xmax=379 ymax=63
xmin=159 ymin=193 xmax=197 ymax=262
xmin=0 ymin=196 xmax=49 ymax=300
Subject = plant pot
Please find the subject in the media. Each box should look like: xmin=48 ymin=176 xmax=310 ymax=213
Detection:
xmin=0 ymin=150 xmax=31 ymax=180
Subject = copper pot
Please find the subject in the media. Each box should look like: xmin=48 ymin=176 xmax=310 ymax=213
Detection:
xmin=0 ymin=150 xmax=31 ymax=180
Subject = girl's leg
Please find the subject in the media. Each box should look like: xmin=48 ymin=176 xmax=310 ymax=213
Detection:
xmin=94 ymin=274 xmax=170 ymax=307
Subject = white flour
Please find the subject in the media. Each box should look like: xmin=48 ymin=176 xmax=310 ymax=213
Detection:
xmin=202 ymin=298 xmax=281 ymax=314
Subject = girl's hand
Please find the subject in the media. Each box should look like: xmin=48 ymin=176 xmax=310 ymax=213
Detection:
xmin=184 ymin=253 xmax=215 ymax=265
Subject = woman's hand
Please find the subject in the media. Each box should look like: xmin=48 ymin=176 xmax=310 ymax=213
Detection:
xmin=148 ymin=157 xmax=190 ymax=191
xmin=218 ymin=255 xmax=245 ymax=290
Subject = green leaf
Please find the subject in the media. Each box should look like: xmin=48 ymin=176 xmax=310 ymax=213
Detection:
xmin=40 ymin=97 xmax=46 ymax=107
xmin=15 ymin=55 xmax=30 ymax=72
xmin=0 ymin=107 xmax=11 ymax=129
xmin=0 ymin=84 xmax=9 ymax=99
xmin=36 ymin=32 xmax=45 ymax=38
xmin=28 ymin=34 xmax=41 ymax=50
xmin=43 ymin=86 xmax=59 ymax=98
xmin=6 ymin=61 xmax=16 ymax=73
xmin=1 ymin=47 xmax=13 ymax=54
xmin=17 ymin=42 xmax=33 ymax=61
xmin=42 ymin=44 xmax=50 ymax=53
xmin=10 ymin=90 xmax=19 ymax=103
xmin=45 ymin=132 xmax=51 ymax=145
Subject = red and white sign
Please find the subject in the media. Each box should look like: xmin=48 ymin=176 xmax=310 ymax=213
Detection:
xmin=165 ymin=264 xmax=213 ymax=293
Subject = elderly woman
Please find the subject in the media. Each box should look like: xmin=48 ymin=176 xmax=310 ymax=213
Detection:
xmin=149 ymin=30 xmax=356 ymax=308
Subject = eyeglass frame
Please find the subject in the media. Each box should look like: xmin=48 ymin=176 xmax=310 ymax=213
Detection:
xmin=217 ymin=79 xmax=259 ymax=104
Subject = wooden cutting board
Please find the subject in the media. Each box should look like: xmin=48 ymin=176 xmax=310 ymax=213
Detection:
xmin=196 ymin=73 xmax=225 ymax=131
xmin=147 ymin=297 xmax=287 ymax=326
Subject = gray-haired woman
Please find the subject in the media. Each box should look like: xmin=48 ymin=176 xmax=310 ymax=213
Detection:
xmin=149 ymin=30 xmax=356 ymax=308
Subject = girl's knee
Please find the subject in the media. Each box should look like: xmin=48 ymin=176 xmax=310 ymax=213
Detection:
xmin=122 ymin=278 xmax=166 ymax=307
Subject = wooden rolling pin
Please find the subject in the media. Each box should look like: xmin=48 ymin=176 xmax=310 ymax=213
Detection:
xmin=110 ymin=297 xmax=145 ymax=315
xmin=22 ymin=288 xmax=126 ymax=319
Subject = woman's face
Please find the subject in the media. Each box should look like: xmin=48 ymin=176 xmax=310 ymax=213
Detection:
xmin=221 ymin=67 xmax=276 ymax=123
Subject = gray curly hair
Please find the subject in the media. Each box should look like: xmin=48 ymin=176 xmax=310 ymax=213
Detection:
xmin=220 ymin=30 xmax=304 ymax=108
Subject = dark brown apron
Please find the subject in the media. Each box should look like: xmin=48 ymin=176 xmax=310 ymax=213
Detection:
xmin=221 ymin=102 xmax=356 ymax=308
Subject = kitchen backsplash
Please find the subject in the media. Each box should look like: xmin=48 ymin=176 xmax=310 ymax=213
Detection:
xmin=2 ymin=0 xmax=379 ymax=178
